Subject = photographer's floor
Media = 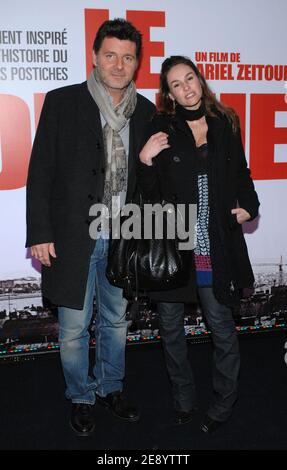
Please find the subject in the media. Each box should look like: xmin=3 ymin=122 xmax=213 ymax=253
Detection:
xmin=0 ymin=331 xmax=286 ymax=450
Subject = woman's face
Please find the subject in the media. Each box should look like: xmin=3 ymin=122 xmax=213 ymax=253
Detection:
xmin=167 ymin=63 xmax=202 ymax=109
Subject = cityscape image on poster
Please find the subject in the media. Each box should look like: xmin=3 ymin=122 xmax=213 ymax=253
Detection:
xmin=1 ymin=259 xmax=286 ymax=359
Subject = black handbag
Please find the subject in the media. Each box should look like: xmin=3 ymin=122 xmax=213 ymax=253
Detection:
xmin=106 ymin=200 xmax=191 ymax=299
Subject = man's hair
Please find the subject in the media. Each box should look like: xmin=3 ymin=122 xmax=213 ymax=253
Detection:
xmin=93 ymin=18 xmax=142 ymax=60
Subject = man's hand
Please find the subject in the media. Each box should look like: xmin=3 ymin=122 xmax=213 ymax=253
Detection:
xmin=139 ymin=132 xmax=170 ymax=166
xmin=231 ymin=208 xmax=251 ymax=224
xmin=31 ymin=243 xmax=57 ymax=267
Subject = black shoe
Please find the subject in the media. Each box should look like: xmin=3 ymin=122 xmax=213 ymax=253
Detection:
xmin=174 ymin=409 xmax=196 ymax=426
xmin=96 ymin=391 xmax=140 ymax=422
xmin=70 ymin=403 xmax=95 ymax=437
xmin=200 ymin=414 xmax=224 ymax=434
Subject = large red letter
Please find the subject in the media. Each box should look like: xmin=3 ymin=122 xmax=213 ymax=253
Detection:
xmin=250 ymin=94 xmax=287 ymax=180
xmin=0 ymin=94 xmax=31 ymax=190
xmin=127 ymin=10 xmax=165 ymax=89
xmin=34 ymin=93 xmax=46 ymax=129
xmin=84 ymin=9 xmax=109 ymax=78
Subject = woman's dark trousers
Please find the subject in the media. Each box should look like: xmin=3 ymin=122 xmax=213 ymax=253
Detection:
xmin=157 ymin=287 xmax=240 ymax=421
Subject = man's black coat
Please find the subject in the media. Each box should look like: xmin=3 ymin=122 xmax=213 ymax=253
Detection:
xmin=26 ymin=82 xmax=155 ymax=309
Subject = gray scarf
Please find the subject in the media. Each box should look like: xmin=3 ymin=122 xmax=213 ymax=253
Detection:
xmin=87 ymin=67 xmax=137 ymax=213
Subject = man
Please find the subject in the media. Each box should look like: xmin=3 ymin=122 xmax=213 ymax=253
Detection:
xmin=26 ymin=18 xmax=155 ymax=437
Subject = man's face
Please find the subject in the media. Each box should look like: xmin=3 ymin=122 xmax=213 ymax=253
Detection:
xmin=93 ymin=37 xmax=138 ymax=98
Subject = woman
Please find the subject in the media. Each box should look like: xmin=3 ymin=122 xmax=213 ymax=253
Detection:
xmin=137 ymin=56 xmax=260 ymax=432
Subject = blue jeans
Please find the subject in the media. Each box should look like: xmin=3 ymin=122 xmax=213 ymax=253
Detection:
xmin=198 ymin=287 xmax=240 ymax=421
xmin=158 ymin=287 xmax=239 ymax=421
xmin=58 ymin=237 xmax=128 ymax=404
xmin=157 ymin=302 xmax=197 ymax=413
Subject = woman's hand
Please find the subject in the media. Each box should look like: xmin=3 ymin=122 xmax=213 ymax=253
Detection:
xmin=139 ymin=132 xmax=170 ymax=166
xmin=231 ymin=208 xmax=251 ymax=224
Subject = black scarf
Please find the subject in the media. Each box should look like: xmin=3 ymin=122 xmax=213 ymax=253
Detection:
xmin=175 ymin=100 xmax=206 ymax=121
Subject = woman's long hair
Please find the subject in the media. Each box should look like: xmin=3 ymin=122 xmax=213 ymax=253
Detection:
xmin=159 ymin=55 xmax=239 ymax=132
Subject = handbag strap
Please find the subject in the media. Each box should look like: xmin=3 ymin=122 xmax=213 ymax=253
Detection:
xmin=123 ymin=248 xmax=139 ymax=301
xmin=133 ymin=250 xmax=139 ymax=302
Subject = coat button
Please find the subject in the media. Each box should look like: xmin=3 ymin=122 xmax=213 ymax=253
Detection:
xmin=101 ymin=168 xmax=105 ymax=174
xmin=96 ymin=142 xmax=101 ymax=149
xmin=88 ymin=194 xmax=94 ymax=200
xmin=92 ymin=169 xmax=97 ymax=175
xmin=173 ymin=156 xmax=181 ymax=163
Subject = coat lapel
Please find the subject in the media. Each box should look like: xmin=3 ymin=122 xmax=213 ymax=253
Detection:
xmin=126 ymin=97 xmax=144 ymax=201
xmin=79 ymin=82 xmax=105 ymax=147
xmin=206 ymin=115 xmax=228 ymax=184
xmin=172 ymin=115 xmax=196 ymax=142
xmin=206 ymin=114 xmax=227 ymax=158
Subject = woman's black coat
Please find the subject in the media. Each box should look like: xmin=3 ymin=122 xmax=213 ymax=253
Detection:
xmin=137 ymin=112 xmax=260 ymax=304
